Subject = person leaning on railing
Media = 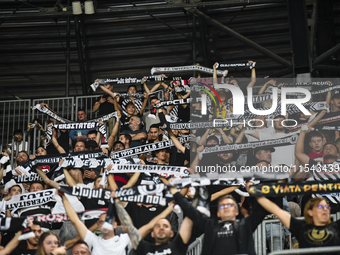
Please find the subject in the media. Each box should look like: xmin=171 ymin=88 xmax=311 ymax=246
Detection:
xmin=256 ymin=196 xmax=340 ymax=249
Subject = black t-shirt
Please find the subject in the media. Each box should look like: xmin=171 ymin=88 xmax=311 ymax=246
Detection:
xmin=289 ymin=217 xmax=340 ymax=251
xmin=211 ymin=221 xmax=239 ymax=255
xmin=120 ymin=115 xmax=132 ymax=131
xmin=125 ymin=202 xmax=177 ymax=243
xmin=11 ymin=241 xmax=36 ymax=255
xmin=96 ymin=94 xmax=115 ymax=116
xmin=135 ymin=234 xmax=188 ymax=255
xmin=319 ymin=111 xmax=340 ymax=141
xmin=46 ymin=130 xmax=69 ymax=155
xmin=124 ymin=129 xmax=147 ymax=148
xmin=169 ymin=147 xmax=190 ymax=167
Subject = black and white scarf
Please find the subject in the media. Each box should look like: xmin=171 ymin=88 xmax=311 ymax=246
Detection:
xmin=199 ymin=133 xmax=299 ymax=157
xmin=13 ymin=150 xmax=107 ymax=182
xmin=227 ymin=101 xmax=328 ymax=120
xmin=151 ymin=65 xmax=228 ymax=77
xmin=107 ymin=164 xmax=189 ymax=177
xmin=110 ymin=136 xmax=191 ymax=159
xmin=59 ymin=184 xmax=169 ymax=206
xmin=154 ymin=98 xmax=192 ymax=109
xmin=287 ymin=113 xmax=340 ymax=131
xmin=45 ymin=122 xmax=107 ymax=146
xmin=0 ymin=217 xmax=28 ymax=231
xmin=33 ymin=104 xmax=72 ymax=123
xmin=215 ymin=61 xmax=256 ymax=69
xmin=4 ymin=189 xmax=56 ymax=214
xmin=249 ymin=180 xmax=340 ymax=197
xmin=90 ymin=76 xmax=165 ymax=91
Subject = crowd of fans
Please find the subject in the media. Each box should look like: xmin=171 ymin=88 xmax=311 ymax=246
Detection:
xmin=0 ymin=61 xmax=340 ymax=255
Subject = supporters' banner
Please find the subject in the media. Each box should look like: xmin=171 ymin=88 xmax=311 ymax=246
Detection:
xmin=33 ymin=104 xmax=72 ymax=123
xmin=15 ymin=150 xmax=107 ymax=179
xmin=108 ymin=164 xmax=189 ymax=177
xmin=59 ymin=184 xmax=112 ymax=200
xmin=35 ymin=104 xmax=117 ymax=126
xmin=119 ymin=194 xmax=167 ymax=206
xmin=151 ymin=65 xmax=228 ymax=77
xmin=5 ymin=189 xmax=56 ymax=213
xmin=90 ymin=76 xmax=164 ymax=91
xmin=12 ymin=173 xmax=44 ymax=183
xmin=216 ymin=62 xmax=256 ymax=69
xmin=169 ymin=175 xmax=245 ymax=188
xmin=199 ymin=133 xmax=299 ymax=156
xmin=26 ymin=208 xmax=108 ymax=224
xmin=287 ymin=114 xmax=340 ymax=131
xmin=267 ymin=84 xmax=340 ymax=96
xmin=119 ymin=90 xmax=163 ymax=99
xmin=115 ymin=184 xmax=169 ymax=206
xmin=119 ymin=93 xmax=145 ymax=99
xmin=154 ymin=98 xmax=192 ymax=109
xmin=230 ymin=93 xmax=274 ymax=104
xmin=227 ymin=101 xmax=328 ymax=120
xmin=60 ymin=184 xmax=169 ymax=206
xmin=91 ymin=111 xmax=118 ymax=123
xmin=0 ymin=218 xmax=28 ymax=232
xmin=282 ymin=81 xmax=333 ymax=86
xmin=249 ymin=180 xmax=340 ymax=197
xmin=46 ymin=122 xmax=106 ymax=146
xmin=169 ymin=121 xmax=229 ymax=130
xmin=110 ymin=136 xmax=191 ymax=159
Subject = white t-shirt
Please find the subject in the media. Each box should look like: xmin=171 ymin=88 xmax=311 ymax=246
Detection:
xmin=8 ymin=141 xmax=28 ymax=153
xmin=245 ymin=126 xmax=275 ymax=142
xmin=84 ymin=231 xmax=132 ymax=255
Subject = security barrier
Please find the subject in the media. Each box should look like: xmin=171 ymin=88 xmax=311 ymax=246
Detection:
xmin=269 ymin=246 xmax=340 ymax=255
xmin=0 ymin=99 xmax=31 ymax=165
xmin=186 ymin=235 xmax=203 ymax=255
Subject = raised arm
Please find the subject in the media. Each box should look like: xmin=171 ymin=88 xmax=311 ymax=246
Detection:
xmin=108 ymin=112 xmax=121 ymax=151
xmin=198 ymin=129 xmax=211 ymax=146
xmin=211 ymin=186 xmax=240 ymax=201
xmin=35 ymin=166 xmax=59 ymax=189
xmin=122 ymin=172 xmax=140 ymax=188
xmin=62 ymin=195 xmax=88 ymax=241
xmin=213 ymin=62 xmax=218 ymax=84
xmin=256 ymin=196 xmax=291 ymax=229
xmin=139 ymin=91 xmax=149 ymax=115
xmin=64 ymin=168 xmax=77 ymax=187
xmin=247 ymin=60 xmax=256 ymax=88
xmin=258 ymin=79 xmax=276 ymax=95
xmin=115 ymin=198 xmax=142 ymax=249
xmin=65 ymin=219 xmax=99 ymax=250
xmin=178 ymin=217 xmax=193 ymax=244
xmin=0 ymin=230 xmax=22 ymax=255
xmin=294 ymin=129 xmax=310 ymax=167
xmin=190 ymin=145 xmax=203 ymax=174
xmin=138 ymin=203 xmax=175 ymax=238
xmin=51 ymin=134 xmax=66 ymax=154
xmin=168 ymin=129 xmax=185 ymax=154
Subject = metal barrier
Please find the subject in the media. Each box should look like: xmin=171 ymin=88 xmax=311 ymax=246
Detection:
xmin=186 ymin=234 xmax=204 ymax=255
xmin=269 ymin=246 xmax=340 ymax=255
xmin=254 ymin=213 xmax=340 ymax=255
xmin=75 ymin=95 xmax=99 ymax=120
xmin=0 ymin=99 xmax=31 ymax=164
xmin=32 ymin=97 xmax=74 ymax=123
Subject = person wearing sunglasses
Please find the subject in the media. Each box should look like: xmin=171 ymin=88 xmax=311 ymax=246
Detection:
xmin=256 ymin=196 xmax=340 ymax=248
xmin=36 ymin=231 xmax=66 ymax=255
